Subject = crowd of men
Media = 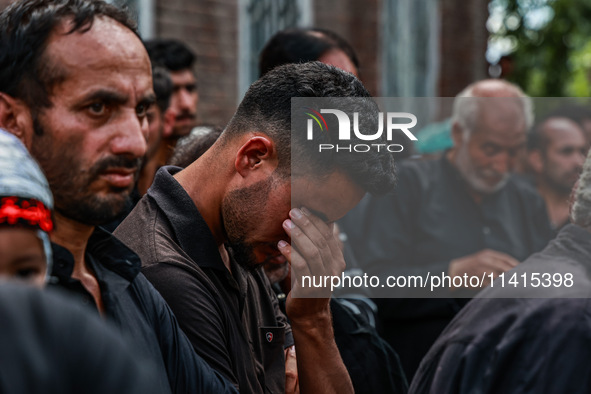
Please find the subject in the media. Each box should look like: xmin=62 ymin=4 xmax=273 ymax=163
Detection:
xmin=1 ymin=0 xmax=591 ymax=393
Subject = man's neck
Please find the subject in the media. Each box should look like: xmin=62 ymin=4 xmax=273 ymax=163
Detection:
xmin=51 ymin=212 xmax=105 ymax=313
xmin=51 ymin=212 xmax=94 ymax=267
xmin=175 ymin=155 xmax=226 ymax=247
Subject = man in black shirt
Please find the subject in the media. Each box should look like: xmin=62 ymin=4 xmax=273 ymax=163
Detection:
xmin=341 ymin=79 xmax=554 ymax=378
xmin=409 ymin=148 xmax=591 ymax=394
xmin=0 ymin=1 xmax=234 ymax=392
xmin=527 ymin=115 xmax=587 ymax=230
xmin=116 ymin=62 xmax=397 ymax=393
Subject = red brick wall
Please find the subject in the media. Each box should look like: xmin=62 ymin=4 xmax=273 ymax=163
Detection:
xmin=156 ymin=0 xmax=239 ymax=127
xmin=438 ymin=0 xmax=489 ymax=96
xmin=314 ymin=0 xmax=380 ymax=96
xmin=0 ymin=0 xmax=490 ymax=118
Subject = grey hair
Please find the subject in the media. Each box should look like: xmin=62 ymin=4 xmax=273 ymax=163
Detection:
xmin=451 ymin=80 xmax=534 ymax=139
xmin=571 ymin=149 xmax=591 ymax=228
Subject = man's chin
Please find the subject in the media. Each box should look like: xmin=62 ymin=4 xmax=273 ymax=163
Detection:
xmin=468 ymin=174 xmax=508 ymax=195
xmin=56 ymin=194 xmax=131 ymax=226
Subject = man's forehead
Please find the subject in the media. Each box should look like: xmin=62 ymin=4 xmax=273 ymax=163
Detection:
xmin=46 ymin=16 xmax=147 ymax=71
xmin=471 ymin=126 xmax=526 ymax=148
xmin=291 ymin=172 xmax=365 ymax=223
xmin=546 ymin=125 xmax=586 ymax=148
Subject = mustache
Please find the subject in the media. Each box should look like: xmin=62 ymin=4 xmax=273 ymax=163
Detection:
xmin=175 ymin=111 xmax=196 ymax=121
xmin=91 ymin=155 xmax=142 ymax=176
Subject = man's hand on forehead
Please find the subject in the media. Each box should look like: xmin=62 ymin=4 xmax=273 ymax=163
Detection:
xmin=278 ymin=206 xmax=344 ymax=321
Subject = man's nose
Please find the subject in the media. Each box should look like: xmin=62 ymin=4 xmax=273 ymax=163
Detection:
xmin=178 ymin=88 xmax=194 ymax=111
xmin=110 ymin=111 xmax=148 ymax=159
xmin=492 ymin=152 xmax=510 ymax=174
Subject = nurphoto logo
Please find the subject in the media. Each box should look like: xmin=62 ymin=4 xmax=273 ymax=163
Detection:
xmin=305 ymin=107 xmax=418 ymax=153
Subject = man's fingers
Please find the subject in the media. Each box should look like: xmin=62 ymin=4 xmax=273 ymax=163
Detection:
xmin=278 ymin=236 xmax=312 ymax=283
xmin=483 ymin=250 xmax=519 ymax=267
xmin=288 ymin=208 xmax=338 ymax=275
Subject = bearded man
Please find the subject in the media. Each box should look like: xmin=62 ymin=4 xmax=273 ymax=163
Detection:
xmin=339 ymin=79 xmax=554 ymax=379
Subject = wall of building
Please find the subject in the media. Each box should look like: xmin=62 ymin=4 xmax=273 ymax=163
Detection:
xmin=0 ymin=0 xmax=489 ymax=124
xmin=438 ymin=0 xmax=489 ymax=97
xmin=156 ymin=0 xmax=239 ymax=127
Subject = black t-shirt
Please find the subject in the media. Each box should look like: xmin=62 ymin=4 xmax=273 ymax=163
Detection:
xmin=0 ymin=282 xmax=158 ymax=394
xmin=49 ymin=228 xmax=236 ymax=394
xmin=409 ymin=224 xmax=591 ymax=393
xmin=340 ymin=155 xmax=554 ymax=378
xmin=115 ymin=166 xmax=293 ymax=394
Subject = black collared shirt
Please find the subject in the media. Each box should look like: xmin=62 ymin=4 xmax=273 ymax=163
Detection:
xmin=0 ymin=282 xmax=160 ymax=394
xmin=409 ymin=224 xmax=591 ymax=393
xmin=50 ymin=227 xmax=236 ymax=394
xmin=339 ymin=155 xmax=554 ymax=378
xmin=115 ymin=166 xmax=293 ymax=394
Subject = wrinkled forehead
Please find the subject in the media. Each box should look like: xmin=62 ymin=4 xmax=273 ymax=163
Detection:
xmin=44 ymin=16 xmax=150 ymax=80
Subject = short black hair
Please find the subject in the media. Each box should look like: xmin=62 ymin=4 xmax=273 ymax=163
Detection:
xmin=152 ymin=66 xmax=173 ymax=113
xmin=529 ymin=114 xmax=585 ymax=153
xmin=221 ymin=62 xmax=395 ymax=195
xmin=259 ymin=28 xmax=360 ymax=77
xmin=144 ymin=39 xmax=196 ymax=72
xmin=0 ymin=0 xmax=137 ymax=112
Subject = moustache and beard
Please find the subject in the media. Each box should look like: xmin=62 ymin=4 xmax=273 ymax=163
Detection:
xmin=222 ymin=175 xmax=287 ymax=272
xmin=455 ymin=142 xmax=509 ymax=195
xmin=31 ymin=121 xmax=142 ymax=226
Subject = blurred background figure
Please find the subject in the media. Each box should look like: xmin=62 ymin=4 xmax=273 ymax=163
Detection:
xmin=168 ymin=125 xmax=224 ymax=168
xmin=546 ymin=104 xmax=591 ymax=148
xmin=340 ymin=79 xmax=554 ymax=380
xmin=527 ymin=115 xmax=587 ymax=231
xmin=145 ymin=38 xmax=199 ymax=164
xmin=138 ymin=66 xmax=176 ymax=196
xmin=260 ymin=28 xmax=360 ymax=77
xmin=409 ymin=146 xmax=591 ymax=394
xmin=0 ymin=129 xmax=53 ymax=287
xmin=260 ymin=27 xmax=414 ymax=160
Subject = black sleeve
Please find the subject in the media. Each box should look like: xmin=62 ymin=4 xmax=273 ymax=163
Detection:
xmin=134 ymin=274 xmax=239 ymax=393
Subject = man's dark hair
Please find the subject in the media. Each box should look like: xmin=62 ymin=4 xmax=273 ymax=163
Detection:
xmin=168 ymin=125 xmax=224 ymax=168
xmin=144 ymin=39 xmax=196 ymax=72
xmin=0 ymin=0 xmax=137 ymax=113
xmin=259 ymin=28 xmax=360 ymax=77
xmin=221 ymin=61 xmax=395 ymax=195
xmin=152 ymin=66 xmax=173 ymax=113
xmin=528 ymin=113 xmax=584 ymax=153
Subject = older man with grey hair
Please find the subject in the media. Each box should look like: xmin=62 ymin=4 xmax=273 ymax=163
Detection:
xmin=409 ymin=147 xmax=591 ymax=394
xmin=340 ymin=79 xmax=554 ymax=379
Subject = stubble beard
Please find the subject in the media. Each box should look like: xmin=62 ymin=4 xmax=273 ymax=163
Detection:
xmin=30 ymin=122 xmax=140 ymax=226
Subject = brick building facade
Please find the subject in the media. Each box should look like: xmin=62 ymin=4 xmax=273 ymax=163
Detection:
xmin=0 ymin=0 xmax=489 ymax=126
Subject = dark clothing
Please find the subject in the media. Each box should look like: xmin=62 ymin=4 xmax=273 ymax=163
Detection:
xmin=274 ymin=283 xmax=409 ymax=394
xmin=102 ymin=187 xmax=141 ymax=233
xmin=49 ymin=227 xmax=236 ymax=394
xmin=340 ymin=156 xmax=553 ymax=378
xmin=0 ymin=282 xmax=159 ymax=394
xmin=115 ymin=166 xmax=293 ymax=394
xmin=409 ymin=224 xmax=591 ymax=393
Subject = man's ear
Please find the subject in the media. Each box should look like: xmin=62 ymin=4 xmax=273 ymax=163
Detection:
xmin=162 ymin=107 xmax=176 ymax=139
xmin=234 ymin=135 xmax=277 ymax=178
xmin=0 ymin=93 xmax=34 ymax=148
xmin=528 ymin=150 xmax=543 ymax=174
